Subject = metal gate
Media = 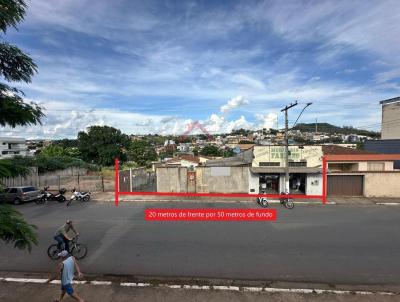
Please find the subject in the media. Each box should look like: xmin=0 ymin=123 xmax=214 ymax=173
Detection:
xmin=327 ymin=175 xmax=363 ymax=196
xmin=119 ymin=168 xmax=156 ymax=192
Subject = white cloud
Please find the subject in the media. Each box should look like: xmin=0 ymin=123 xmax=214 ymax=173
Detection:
xmin=220 ymin=95 xmax=249 ymax=114
xmin=255 ymin=113 xmax=278 ymax=130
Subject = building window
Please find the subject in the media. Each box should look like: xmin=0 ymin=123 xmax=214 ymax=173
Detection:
xmin=259 ymin=162 xmax=280 ymax=167
xmin=289 ymin=161 xmax=307 ymax=167
xmin=367 ymin=162 xmax=385 ymax=171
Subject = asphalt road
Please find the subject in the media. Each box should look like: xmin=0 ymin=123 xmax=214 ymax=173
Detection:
xmin=1 ymin=201 xmax=400 ymax=285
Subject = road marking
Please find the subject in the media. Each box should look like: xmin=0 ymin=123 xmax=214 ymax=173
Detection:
xmin=183 ymin=285 xmax=210 ymax=290
xmin=1 ymin=277 xmax=397 ymax=296
xmin=213 ymin=285 xmax=240 ymax=291
xmin=159 ymin=284 xmax=182 ymax=289
xmin=120 ymin=282 xmax=151 ymax=287
xmin=242 ymin=286 xmax=263 ymax=292
xmin=3 ymin=278 xmax=48 ymax=283
xmin=263 ymin=287 xmax=314 ymax=294
xmin=90 ymin=281 xmax=111 ymax=285
xmin=49 ymin=280 xmax=87 ymax=285
xmin=376 ymin=202 xmax=400 ymax=206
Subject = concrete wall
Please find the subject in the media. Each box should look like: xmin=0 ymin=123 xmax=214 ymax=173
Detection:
xmin=248 ymin=172 xmax=259 ymax=193
xmin=196 ymin=166 xmax=249 ymax=193
xmin=2 ymin=167 xmax=89 ymax=188
xmin=306 ymin=174 xmax=322 ymax=195
xmin=156 ymin=167 xmax=188 ymax=192
xmin=382 ymin=101 xmax=400 ymax=139
xmin=364 ymin=172 xmax=400 ymax=197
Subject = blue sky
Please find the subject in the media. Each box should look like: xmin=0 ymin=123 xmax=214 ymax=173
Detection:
xmin=2 ymin=0 xmax=400 ymax=138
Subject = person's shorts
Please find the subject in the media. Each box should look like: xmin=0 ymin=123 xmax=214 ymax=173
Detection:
xmin=61 ymin=283 xmax=74 ymax=295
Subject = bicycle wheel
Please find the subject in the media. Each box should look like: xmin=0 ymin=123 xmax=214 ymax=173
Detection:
xmin=71 ymin=243 xmax=88 ymax=260
xmin=47 ymin=244 xmax=59 ymax=260
xmin=285 ymin=198 xmax=294 ymax=209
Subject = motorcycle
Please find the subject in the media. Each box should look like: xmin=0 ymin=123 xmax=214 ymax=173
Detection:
xmin=67 ymin=188 xmax=91 ymax=206
xmin=256 ymin=188 xmax=269 ymax=207
xmin=256 ymin=190 xmax=294 ymax=209
xmin=36 ymin=187 xmax=67 ymax=204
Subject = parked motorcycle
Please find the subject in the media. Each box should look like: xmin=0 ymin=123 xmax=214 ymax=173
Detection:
xmin=36 ymin=187 xmax=67 ymax=204
xmin=256 ymin=188 xmax=269 ymax=207
xmin=67 ymin=188 xmax=91 ymax=206
xmin=45 ymin=186 xmax=67 ymax=202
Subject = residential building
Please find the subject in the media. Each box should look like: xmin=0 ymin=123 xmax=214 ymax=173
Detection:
xmin=380 ymin=96 xmax=400 ymax=139
xmin=363 ymin=96 xmax=400 ymax=168
xmin=364 ymin=139 xmax=400 ymax=169
xmin=164 ymin=155 xmax=201 ymax=170
xmin=326 ymin=153 xmax=400 ymax=197
xmin=0 ymin=137 xmax=28 ymax=159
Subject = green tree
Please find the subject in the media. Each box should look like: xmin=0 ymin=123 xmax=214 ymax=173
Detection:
xmin=53 ymin=138 xmax=79 ymax=148
xmin=0 ymin=205 xmax=38 ymax=252
xmin=0 ymin=0 xmax=40 ymax=252
xmin=0 ymin=1 xmax=43 ymax=127
xmin=223 ymin=148 xmax=235 ymax=158
xmin=200 ymin=145 xmax=223 ymax=157
xmin=39 ymin=144 xmax=81 ymax=158
xmin=77 ymin=125 xmax=129 ymax=166
xmin=127 ymin=140 xmax=157 ymax=167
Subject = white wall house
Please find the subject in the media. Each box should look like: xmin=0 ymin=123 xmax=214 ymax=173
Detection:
xmin=0 ymin=137 xmax=28 ymax=159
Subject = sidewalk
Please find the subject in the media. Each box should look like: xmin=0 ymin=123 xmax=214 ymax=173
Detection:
xmin=1 ymin=275 xmax=399 ymax=302
xmin=92 ymin=192 xmax=400 ymax=206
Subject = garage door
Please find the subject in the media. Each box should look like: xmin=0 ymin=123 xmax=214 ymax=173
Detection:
xmin=327 ymin=175 xmax=363 ymax=196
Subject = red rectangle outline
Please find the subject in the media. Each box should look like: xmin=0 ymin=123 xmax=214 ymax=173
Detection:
xmin=114 ymin=157 xmax=327 ymax=206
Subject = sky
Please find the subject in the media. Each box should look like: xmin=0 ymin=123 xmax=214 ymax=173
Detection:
xmin=2 ymin=0 xmax=400 ymax=139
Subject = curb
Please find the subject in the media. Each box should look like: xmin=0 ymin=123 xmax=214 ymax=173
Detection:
xmin=0 ymin=277 xmax=398 ymax=296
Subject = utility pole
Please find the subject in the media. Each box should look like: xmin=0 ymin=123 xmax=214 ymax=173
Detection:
xmin=281 ymin=101 xmax=298 ymax=194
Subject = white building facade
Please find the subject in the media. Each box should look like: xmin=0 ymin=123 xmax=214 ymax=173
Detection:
xmin=0 ymin=137 xmax=28 ymax=159
xmin=249 ymin=145 xmax=323 ymax=196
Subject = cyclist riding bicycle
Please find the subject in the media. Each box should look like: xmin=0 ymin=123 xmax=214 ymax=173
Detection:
xmin=54 ymin=220 xmax=79 ymax=252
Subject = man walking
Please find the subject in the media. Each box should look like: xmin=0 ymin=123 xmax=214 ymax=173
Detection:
xmin=54 ymin=250 xmax=84 ymax=302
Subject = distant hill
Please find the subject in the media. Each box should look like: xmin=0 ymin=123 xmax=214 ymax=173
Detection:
xmin=292 ymin=123 xmax=380 ymax=138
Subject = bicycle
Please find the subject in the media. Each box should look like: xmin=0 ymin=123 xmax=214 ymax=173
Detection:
xmin=47 ymin=236 xmax=88 ymax=260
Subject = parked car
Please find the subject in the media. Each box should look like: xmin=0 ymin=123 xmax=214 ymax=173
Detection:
xmin=0 ymin=186 xmax=41 ymax=205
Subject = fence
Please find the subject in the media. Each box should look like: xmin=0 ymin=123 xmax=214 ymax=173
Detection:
xmin=1 ymin=167 xmax=114 ymax=192
xmin=119 ymin=167 xmax=156 ymax=192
